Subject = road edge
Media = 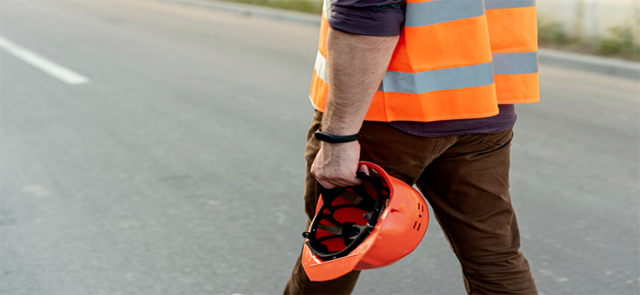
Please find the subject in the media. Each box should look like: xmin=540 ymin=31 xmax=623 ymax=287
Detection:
xmin=538 ymin=49 xmax=639 ymax=80
xmin=156 ymin=0 xmax=321 ymax=26
xmin=154 ymin=0 xmax=640 ymax=80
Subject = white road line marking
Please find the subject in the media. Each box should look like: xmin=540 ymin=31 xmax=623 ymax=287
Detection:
xmin=0 ymin=36 xmax=90 ymax=85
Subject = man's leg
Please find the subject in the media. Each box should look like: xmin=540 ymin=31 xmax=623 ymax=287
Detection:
xmin=283 ymin=111 xmax=362 ymax=295
xmin=284 ymin=112 xmax=451 ymax=294
xmin=416 ymin=128 xmax=537 ymax=294
xmin=283 ymin=161 xmax=362 ymax=295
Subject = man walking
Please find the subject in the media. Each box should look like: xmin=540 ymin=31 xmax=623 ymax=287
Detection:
xmin=285 ymin=0 xmax=539 ymax=293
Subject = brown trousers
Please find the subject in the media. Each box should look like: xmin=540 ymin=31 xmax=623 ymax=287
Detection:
xmin=284 ymin=111 xmax=537 ymax=295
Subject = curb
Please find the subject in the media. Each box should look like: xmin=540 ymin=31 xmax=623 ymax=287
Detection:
xmin=538 ymin=49 xmax=639 ymax=80
xmin=155 ymin=0 xmax=640 ymax=81
xmin=157 ymin=0 xmax=321 ymax=26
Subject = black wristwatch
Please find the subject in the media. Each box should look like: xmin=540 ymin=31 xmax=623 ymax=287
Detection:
xmin=314 ymin=130 xmax=360 ymax=143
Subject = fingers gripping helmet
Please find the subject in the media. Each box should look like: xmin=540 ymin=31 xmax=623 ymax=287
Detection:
xmin=302 ymin=161 xmax=429 ymax=282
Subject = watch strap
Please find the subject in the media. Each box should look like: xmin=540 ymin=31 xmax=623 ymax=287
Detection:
xmin=314 ymin=130 xmax=360 ymax=143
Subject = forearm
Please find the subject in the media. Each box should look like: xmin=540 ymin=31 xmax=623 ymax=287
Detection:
xmin=310 ymin=0 xmax=404 ymax=188
xmin=322 ymin=28 xmax=399 ymax=135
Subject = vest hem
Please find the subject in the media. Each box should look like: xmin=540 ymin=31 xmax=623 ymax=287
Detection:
xmin=498 ymin=97 xmax=540 ymax=104
xmin=309 ymin=96 xmax=506 ymax=123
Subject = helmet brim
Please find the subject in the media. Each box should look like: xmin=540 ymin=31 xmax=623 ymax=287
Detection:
xmin=302 ymin=218 xmax=382 ymax=281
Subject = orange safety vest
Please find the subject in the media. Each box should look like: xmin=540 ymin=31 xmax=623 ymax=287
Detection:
xmin=310 ymin=0 xmax=540 ymax=122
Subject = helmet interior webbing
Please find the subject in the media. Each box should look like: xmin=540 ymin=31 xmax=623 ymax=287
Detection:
xmin=303 ymin=172 xmax=390 ymax=260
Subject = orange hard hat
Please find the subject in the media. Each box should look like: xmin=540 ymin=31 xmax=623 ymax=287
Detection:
xmin=302 ymin=161 xmax=429 ymax=282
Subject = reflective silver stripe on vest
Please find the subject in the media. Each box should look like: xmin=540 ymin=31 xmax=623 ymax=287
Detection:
xmin=315 ymin=51 xmax=537 ymax=93
xmin=484 ymin=0 xmax=536 ymax=10
xmin=380 ymin=63 xmax=494 ymax=94
xmin=315 ymin=52 xmax=494 ymax=94
xmin=493 ymin=52 xmax=539 ymax=75
xmin=322 ymin=0 xmax=332 ymax=18
xmin=314 ymin=51 xmax=330 ymax=83
xmin=405 ymin=0 xmax=485 ymax=27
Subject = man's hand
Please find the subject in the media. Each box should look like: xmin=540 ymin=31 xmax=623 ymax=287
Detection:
xmin=311 ymin=141 xmax=372 ymax=189
xmin=311 ymin=141 xmax=361 ymax=189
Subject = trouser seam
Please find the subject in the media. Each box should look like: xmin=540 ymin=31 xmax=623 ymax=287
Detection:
xmin=429 ymin=137 xmax=446 ymax=158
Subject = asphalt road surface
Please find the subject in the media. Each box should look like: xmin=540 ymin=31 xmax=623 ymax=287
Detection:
xmin=1 ymin=1 xmax=638 ymax=294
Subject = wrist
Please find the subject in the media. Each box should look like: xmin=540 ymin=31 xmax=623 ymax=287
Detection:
xmin=315 ymin=130 xmax=360 ymax=144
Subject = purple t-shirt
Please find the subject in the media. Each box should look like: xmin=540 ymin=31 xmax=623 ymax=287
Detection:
xmin=328 ymin=0 xmax=516 ymax=137
xmin=390 ymin=105 xmax=516 ymax=136
xmin=329 ymin=0 xmax=405 ymax=36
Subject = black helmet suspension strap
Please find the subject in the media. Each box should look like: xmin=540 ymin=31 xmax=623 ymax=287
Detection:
xmin=302 ymin=171 xmax=390 ymax=259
